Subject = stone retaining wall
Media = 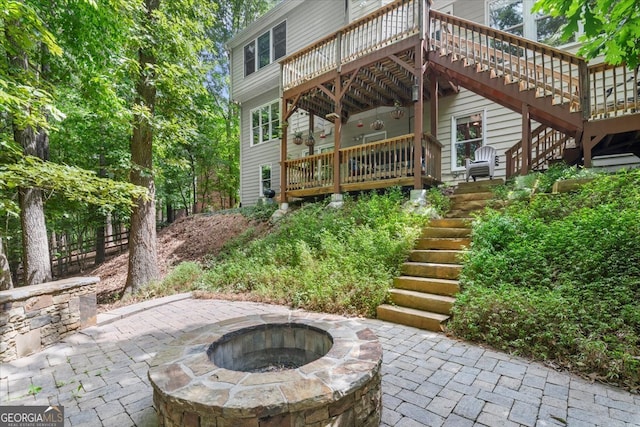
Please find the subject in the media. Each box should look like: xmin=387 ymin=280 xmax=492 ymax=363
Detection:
xmin=0 ymin=277 xmax=99 ymax=362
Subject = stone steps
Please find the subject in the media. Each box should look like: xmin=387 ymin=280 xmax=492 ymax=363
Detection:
xmin=377 ymin=178 xmax=504 ymax=332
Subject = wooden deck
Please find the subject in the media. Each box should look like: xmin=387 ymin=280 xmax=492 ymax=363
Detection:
xmin=279 ymin=0 xmax=640 ymax=197
xmin=284 ymin=133 xmax=441 ymax=198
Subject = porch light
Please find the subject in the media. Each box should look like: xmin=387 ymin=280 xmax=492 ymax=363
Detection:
xmin=390 ymin=101 xmax=405 ymax=120
xmin=412 ymin=84 xmax=420 ymax=102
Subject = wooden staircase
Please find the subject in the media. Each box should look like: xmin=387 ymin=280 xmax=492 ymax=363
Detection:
xmin=377 ymin=179 xmax=503 ymax=331
xmin=427 ymin=10 xmax=640 ymax=176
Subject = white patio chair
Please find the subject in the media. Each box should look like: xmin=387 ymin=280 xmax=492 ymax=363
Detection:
xmin=465 ymin=145 xmax=497 ymax=182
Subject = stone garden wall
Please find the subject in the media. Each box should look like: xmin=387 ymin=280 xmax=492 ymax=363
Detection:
xmin=0 ymin=277 xmax=98 ymax=362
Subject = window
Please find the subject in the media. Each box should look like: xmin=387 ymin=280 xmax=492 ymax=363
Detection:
xmin=244 ymin=21 xmax=286 ymax=77
xmin=260 ymin=164 xmax=272 ymax=195
xmin=488 ymin=0 xmax=573 ymax=46
xmin=251 ymin=100 xmax=280 ymax=146
xmin=272 ymin=22 xmax=287 ymax=61
xmin=452 ymin=112 xmax=485 ymax=170
xmin=244 ymin=43 xmax=255 ymax=76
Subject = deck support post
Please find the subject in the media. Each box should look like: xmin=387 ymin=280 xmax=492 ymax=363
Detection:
xmin=413 ymin=40 xmax=425 ymax=189
xmin=520 ymin=103 xmax=531 ymax=176
xmin=280 ymin=96 xmax=289 ymax=205
xmin=332 ymin=75 xmax=343 ymax=196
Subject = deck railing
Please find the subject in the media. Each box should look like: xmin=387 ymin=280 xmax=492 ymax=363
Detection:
xmin=589 ymin=63 xmax=640 ymax=119
xmin=505 ymin=126 xmax=575 ymax=178
xmin=428 ymin=10 xmax=589 ymax=116
xmin=286 ymin=152 xmax=334 ymax=191
xmin=284 ymin=133 xmax=441 ymax=195
xmin=282 ymin=0 xmax=421 ymax=90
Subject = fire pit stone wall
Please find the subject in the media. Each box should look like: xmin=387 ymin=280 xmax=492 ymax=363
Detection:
xmin=149 ymin=312 xmax=382 ymax=427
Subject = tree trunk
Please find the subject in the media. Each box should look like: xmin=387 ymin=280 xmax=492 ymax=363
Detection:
xmin=6 ymin=19 xmax=52 ymax=286
xmin=125 ymin=0 xmax=161 ymax=293
xmin=95 ymin=154 xmax=106 ymax=266
xmin=0 ymin=237 xmax=13 ymax=290
xmin=19 ymin=186 xmax=51 ymax=286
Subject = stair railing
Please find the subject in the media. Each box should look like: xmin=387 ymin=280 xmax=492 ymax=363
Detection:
xmin=428 ymin=10 xmax=589 ymax=117
xmin=505 ymin=126 xmax=575 ymax=178
xmin=589 ymin=63 xmax=639 ymax=119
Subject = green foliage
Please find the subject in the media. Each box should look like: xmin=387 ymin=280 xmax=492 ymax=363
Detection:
xmin=533 ymin=0 xmax=640 ymax=67
xmin=451 ymin=169 xmax=640 ymax=390
xmin=425 ymin=186 xmax=452 ymax=216
xmin=0 ymin=156 xmax=147 ymax=214
xmin=495 ymin=165 xmax=601 ymax=200
xmin=198 ymin=190 xmax=426 ymax=316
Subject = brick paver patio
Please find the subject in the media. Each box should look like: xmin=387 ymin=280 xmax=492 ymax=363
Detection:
xmin=1 ymin=294 xmax=638 ymax=426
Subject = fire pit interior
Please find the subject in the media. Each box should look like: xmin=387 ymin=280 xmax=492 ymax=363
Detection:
xmin=149 ymin=313 xmax=382 ymax=427
xmin=208 ymin=323 xmax=333 ymax=373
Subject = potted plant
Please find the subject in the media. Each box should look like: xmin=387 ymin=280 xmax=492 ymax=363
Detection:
xmin=293 ymin=131 xmax=304 ymax=145
xmin=305 ymin=132 xmax=315 ymax=147
xmin=370 ymin=119 xmax=384 ymax=130
xmin=390 ymin=100 xmax=405 ymax=120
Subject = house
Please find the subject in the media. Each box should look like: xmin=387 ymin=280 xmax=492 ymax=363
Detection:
xmin=227 ymin=0 xmax=640 ymax=207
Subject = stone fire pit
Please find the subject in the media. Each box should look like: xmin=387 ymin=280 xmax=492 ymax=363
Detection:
xmin=148 ymin=312 xmax=382 ymax=426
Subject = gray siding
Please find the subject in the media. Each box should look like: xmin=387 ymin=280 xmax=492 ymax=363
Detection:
xmin=230 ymin=0 xmax=345 ymax=104
xmin=240 ymin=89 xmax=282 ymax=206
xmin=230 ymin=0 xmax=346 ymax=206
xmin=452 ymin=0 xmax=485 ymax=24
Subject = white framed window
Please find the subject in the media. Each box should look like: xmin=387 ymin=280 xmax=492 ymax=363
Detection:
xmin=302 ymin=143 xmax=334 ymax=157
xmin=251 ymin=100 xmax=280 ymax=146
xmin=363 ymin=131 xmax=387 ymax=144
xmin=244 ymin=21 xmax=286 ymax=77
xmin=451 ymin=111 xmax=486 ymax=171
xmin=259 ymin=164 xmax=272 ymax=195
xmin=487 ymin=0 xmax=574 ymax=46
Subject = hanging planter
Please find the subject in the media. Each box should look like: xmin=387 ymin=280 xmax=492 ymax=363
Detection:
xmin=293 ymin=131 xmax=304 ymax=145
xmin=390 ymin=101 xmax=405 ymax=120
xmin=370 ymin=119 xmax=384 ymax=130
xmin=305 ymin=133 xmax=315 ymax=146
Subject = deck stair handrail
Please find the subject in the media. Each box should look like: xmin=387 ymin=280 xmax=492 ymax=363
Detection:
xmin=588 ymin=63 xmax=639 ymax=119
xmin=505 ymin=125 xmax=575 ymax=178
xmin=282 ymin=0 xmax=420 ymax=91
xmin=428 ymin=10 xmax=590 ymax=117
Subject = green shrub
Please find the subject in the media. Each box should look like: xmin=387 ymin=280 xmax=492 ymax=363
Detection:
xmin=452 ymin=169 xmax=640 ymax=390
xmin=198 ymin=189 xmax=425 ymax=316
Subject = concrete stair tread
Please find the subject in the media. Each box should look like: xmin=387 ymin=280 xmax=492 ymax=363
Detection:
xmin=449 ymin=191 xmax=495 ymax=201
xmin=429 ymin=218 xmax=472 ymax=228
xmin=393 ymin=276 xmax=460 ymax=296
xmin=409 ymin=249 xmax=465 ymax=264
xmin=404 ymin=261 xmax=463 ymax=268
xmin=376 ymin=304 xmax=449 ymax=332
xmin=422 ymin=227 xmax=471 ymax=238
xmin=390 ymin=288 xmax=456 ymax=303
xmin=395 ymin=275 xmax=459 ymax=285
xmin=416 ymin=237 xmax=470 ymax=250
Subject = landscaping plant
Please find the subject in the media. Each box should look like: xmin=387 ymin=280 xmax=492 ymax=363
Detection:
xmin=450 ymin=168 xmax=640 ymax=391
xmin=197 ymin=189 xmax=427 ymax=316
